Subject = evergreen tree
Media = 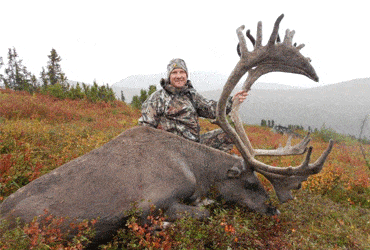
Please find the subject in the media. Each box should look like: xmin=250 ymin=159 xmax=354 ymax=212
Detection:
xmin=131 ymin=85 xmax=157 ymax=109
xmin=131 ymin=95 xmax=141 ymax=109
xmin=82 ymin=82 xmax=89 ymax=93
xmin=97 ymin=83 xmax=115 ymax=102
xmin=40 ymin=48 xmax=67 ymax=88
xmin=261 ymin=119 xmax=267 ymax=127
xmin=121 ymin=90 xmax=125 ymax=102
xmin=148 ymin=85 xmax=157 ymax=95
xmin=68 ymin=82 xmax=85 ymax=100
xmin=30 ymin=74 xmax=39 ymax=92
xmin=139 ymin=89 xmax=148 ymax=104
xmin=87 ymin=81 xmax=99 ymax=102
xmin=0 ymin=47 xmax=33 ymax=92
xmin=80 ymin=81 xmax=116 ymax=103
xmin=40 ymin=67 xmax=48 ymax=87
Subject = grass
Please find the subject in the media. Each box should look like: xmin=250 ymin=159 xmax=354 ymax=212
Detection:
xmin=0 ymin=89 xmax=369 ymax=249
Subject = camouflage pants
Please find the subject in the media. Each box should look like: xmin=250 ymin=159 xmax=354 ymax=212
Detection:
xmin=199 ymin=128 xmax=234 ymax=152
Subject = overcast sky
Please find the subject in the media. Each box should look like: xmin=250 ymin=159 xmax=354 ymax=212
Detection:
xmin=1 ymin=0 xmax=369 ymax=88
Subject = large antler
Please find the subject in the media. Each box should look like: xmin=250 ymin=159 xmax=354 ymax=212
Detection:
xmin=217 ymin=14 xmax=334 ymax=203
xmin=233 ymin=19 xmax=313 ymax=157
xmin=230 ymin=65 xmax=311 ymax=157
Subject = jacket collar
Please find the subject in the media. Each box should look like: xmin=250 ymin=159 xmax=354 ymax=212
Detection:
xmin=160 ymin=78 xmax=194 ymax=95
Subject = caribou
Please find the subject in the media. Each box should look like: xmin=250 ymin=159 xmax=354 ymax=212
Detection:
xmin=0 ymin=14 xmax=333 ymax=246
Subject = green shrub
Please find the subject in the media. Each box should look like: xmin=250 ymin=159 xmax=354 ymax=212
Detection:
xmin=315 ymin=124 xmax=349 ymax=143
xmin=41 ymin=83 xmax=67 ymax=99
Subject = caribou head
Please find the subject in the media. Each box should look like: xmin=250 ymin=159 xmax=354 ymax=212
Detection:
xmin=217 ymin=14 xmax=333 ymax=203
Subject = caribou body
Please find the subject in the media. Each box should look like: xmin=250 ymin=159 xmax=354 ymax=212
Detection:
xmin=0 ymin=14 xmax=333 ymax=246
xmin=0 ymin=126 xmax=279 ymax=243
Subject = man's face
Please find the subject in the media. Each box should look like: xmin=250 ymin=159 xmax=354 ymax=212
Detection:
xmin=169 ymin=68 xmax=187 ymax=88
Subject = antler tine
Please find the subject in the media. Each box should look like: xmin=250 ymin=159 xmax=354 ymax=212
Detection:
xmin=308 ymin=139 xmax=335 ymax=174
xmin=296 ymin=43 xmax=305 ymax=50
xmin=286 ymin=135 xmax=293 ymax=147
xmin=268 ymin=14 xmax=284 ymax=46
xmin=246 ymin=29 xmax=256 ymax=46
xmin=300 ymin=146 xmax=314 ymax=170
xmin=254 ymin=133 xmax=311 ymax=156
xmin=237 ymin=30 xmax=256 ymax=57
xmin=237 ymin=25 xmax=248 ymax=57
xmin=248 ymin=141 xmax=332 ymax=176
xmin=283 ymin=29 xmax=295 ymax=45
xmin=256 ymin=21 xmax=263 ymax=47
xmin=252 ymin=140 xmax=334 ymax=203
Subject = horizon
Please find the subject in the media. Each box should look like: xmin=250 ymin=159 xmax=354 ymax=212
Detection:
xmin=1 ymin=1 xmax=369 ymax=89
xmin=111 ymin=71 xmax=370 ymax=91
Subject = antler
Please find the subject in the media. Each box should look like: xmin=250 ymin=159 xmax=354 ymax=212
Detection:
xmin=217 ymin=14 xmax=334 ymax=203
xmin=230 ymin=65 xmax=311 ymax=157
xmin=233 ymin=26 xmax=311 ymax=157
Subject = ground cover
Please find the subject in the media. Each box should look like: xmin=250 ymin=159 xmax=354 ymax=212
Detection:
xmin=0 ymin=89 xmax=369 ymax=249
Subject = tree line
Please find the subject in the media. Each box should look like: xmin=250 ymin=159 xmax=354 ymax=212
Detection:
xmin=0 ymin=47 xmax=160 ymax=107
xmin=261 ymin=119 xmax=316 ymax=132
xmin=0 ymin=47 xmax=115 ymax=103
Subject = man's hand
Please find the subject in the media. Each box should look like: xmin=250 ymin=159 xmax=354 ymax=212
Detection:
xmin=232 ymin=90 xmax=249 ymax=103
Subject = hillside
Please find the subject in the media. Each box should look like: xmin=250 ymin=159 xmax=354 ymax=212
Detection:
xmin=201 ymin=78 xmax=370 ymax=138
xmin=0 ymin=89 xmax=369 ymax=249
xmin=112 ymin=71 xmax=301 ymax=103
xmin=112 ymin=72 xmax=370 ymax=138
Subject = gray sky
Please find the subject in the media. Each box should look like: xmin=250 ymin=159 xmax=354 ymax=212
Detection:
xmin=1 ymin=0 xmax=369 ymax=88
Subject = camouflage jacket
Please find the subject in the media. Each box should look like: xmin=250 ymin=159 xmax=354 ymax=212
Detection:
xmin=138 ymin=80 xmax=233 ymax=142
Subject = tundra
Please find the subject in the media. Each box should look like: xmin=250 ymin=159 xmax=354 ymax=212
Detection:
xmin=0 ymin=14 xmax=333 ymax=247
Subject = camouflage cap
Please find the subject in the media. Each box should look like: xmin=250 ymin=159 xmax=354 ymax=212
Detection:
xmin=167 ymin=58 xmax=188 ymax=78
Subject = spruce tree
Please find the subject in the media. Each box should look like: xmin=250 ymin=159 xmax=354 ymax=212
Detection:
xmin=131 ymin=85 xmax=157 ymax=109
xmin=40 ymin=48 xmax=68 ymax=88
xmin=261 ymin=119 xmax=267 ymax=127
xmin=139 ymin=89 xmax=148 ymax=104
xmin=40 ymin=67 xmax=48 ymax=87
xmin=30 ymin=74 xmax=39 ymax=92
xmin=131 ymin=95 xmax=141 ymax=109
xmin=148 ymin=85 xmax=157 ymax=95
xmin=0 ymin=47 xmax=33 ymax=91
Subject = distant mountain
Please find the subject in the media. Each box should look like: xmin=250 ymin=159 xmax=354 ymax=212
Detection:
xmin=201 ymin=78 xmax=370 ymax=138
xmin=111 ymin=73 xmax=370 ymax=138
xmin=112 ymin=71 xmax=300 ymax=102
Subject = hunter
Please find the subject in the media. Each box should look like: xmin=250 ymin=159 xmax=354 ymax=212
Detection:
xmin=139 ymin=58 xmax=248 ymax=151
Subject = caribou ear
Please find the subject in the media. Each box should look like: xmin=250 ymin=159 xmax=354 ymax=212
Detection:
xmin=227 ymin=165 xmax=242 ymax=178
